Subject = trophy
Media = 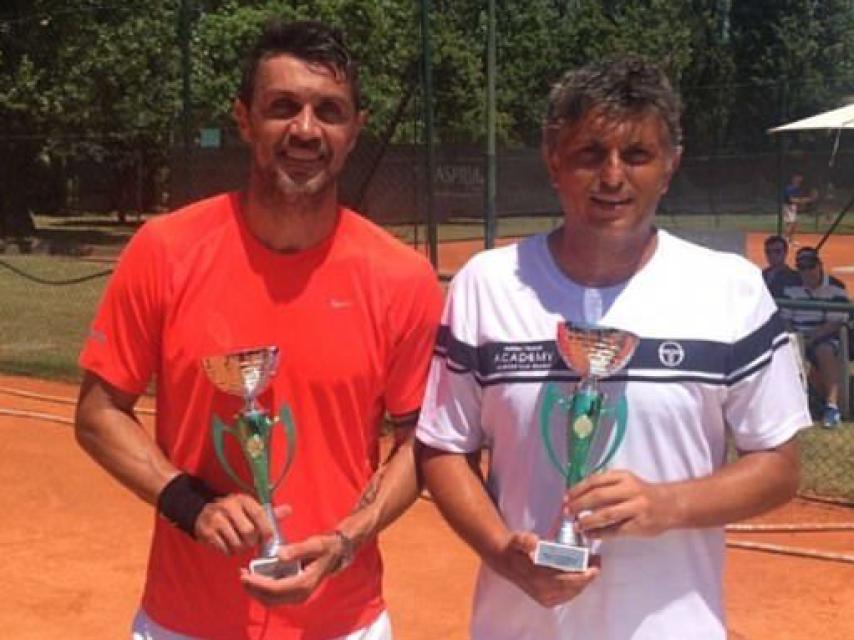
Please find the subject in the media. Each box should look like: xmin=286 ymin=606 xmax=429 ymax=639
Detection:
xmin=201 ymin=346 xmax=300 ymax=579
xmin=533 ymin=321 xmax=639 ymax=572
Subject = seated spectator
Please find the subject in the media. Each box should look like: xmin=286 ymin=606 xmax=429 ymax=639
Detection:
xmin=782 ymin=247 xmax=850 ymax=428
xmin=762 ymin=234 xmax=801 ymax=299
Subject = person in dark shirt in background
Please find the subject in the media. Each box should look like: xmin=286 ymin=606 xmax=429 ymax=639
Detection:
xmin=762 ymin=234 xmax=800 ymax=299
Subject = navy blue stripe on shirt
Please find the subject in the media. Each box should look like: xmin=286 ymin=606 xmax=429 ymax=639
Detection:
xmin=728 ymin=311 xmax=787 ymax=374
xmin=434 ymin=311 xmax=789 ymax=388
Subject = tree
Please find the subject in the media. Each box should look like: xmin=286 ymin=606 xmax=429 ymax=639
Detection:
xmin=679 ymin=0 xmax=737 ymax=153
xmin=4 ymin=0 xmax=854 ymax=224
xmin=0 ymin=1 xmax=182 ymax=225
xmin=0 ymin=2 xmax=60 ymax=235
xmin=729 ymin=0 xmax=854 ymax=151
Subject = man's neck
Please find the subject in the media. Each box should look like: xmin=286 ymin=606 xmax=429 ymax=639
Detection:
xmin=241 ymin=182 xmax=340 ymax=253
xmin=548 ymin=223 xmax=658 ymax=287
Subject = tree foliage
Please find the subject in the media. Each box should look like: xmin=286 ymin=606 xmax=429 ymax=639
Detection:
xmin=1 ymin=0 xmax=854 ymax=221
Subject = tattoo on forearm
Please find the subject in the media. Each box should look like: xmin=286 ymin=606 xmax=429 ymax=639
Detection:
xmin=350 ymin=412 xmax=418 ymax=514
xmin=353 ymin=468 xmax=385 ymax=514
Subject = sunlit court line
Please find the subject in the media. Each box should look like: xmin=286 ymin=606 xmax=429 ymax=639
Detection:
xmin=0 ymin=385 xmax=156 ymax=415
xmin=0 ymin=406 xmax=73 ymax=426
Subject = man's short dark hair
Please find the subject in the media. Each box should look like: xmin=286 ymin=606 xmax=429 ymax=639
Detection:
xmin=795 ymin=246 xmax=821 ymax=270
xmin=238 ymin=20 xmax=360 ymax=110
xmin=543 ymin=55 xmax=682 ymax=150
xmin=764 ymin=234 xmax=788 ymax=252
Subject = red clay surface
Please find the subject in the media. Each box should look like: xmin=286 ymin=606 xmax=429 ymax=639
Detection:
xmin=2 ymin=374 xmax=853 ymax=639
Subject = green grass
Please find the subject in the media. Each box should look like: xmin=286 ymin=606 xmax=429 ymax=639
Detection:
xmin=0 ymin=254 xmax=109 ymax=381
xmin=29 ymin=212 xmax=149 ymax=256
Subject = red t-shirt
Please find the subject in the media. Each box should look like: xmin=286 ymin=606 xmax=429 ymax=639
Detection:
xmin=79 ymin=193 xmax=443 ymax=639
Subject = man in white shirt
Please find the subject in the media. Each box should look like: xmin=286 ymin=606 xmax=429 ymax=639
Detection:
xmin=416 ymin=56 xmax=809 ymax=640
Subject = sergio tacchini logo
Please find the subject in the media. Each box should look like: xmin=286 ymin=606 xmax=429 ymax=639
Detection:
xmin=658 ymin=341 xmax=685 ymax=367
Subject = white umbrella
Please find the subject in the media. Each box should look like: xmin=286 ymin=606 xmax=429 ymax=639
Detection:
xmin=768 ymin=103 xmax=854 ymax=132
xmin=769 ymin=103 xmax=854 ymax=250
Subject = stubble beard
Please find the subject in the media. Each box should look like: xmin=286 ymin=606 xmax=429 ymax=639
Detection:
xmin=253 ymin=160 xmax=337 ymax=208
xmin=276 ymin=170 xmax=329 ymax=200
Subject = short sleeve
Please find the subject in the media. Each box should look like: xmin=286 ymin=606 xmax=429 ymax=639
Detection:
xmin=416 ymin=269 xmax=486 ymax=453
xmin=78 ymin=221 xmax=167 ymax=395
xmin=382 ymin=258 xmax=444 ymax=419
xmin=724 ymin=272 xmax=811 ymax=451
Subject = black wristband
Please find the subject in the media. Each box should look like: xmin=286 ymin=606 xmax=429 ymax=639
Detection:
xmin=156 ymin=473 xmax=219 ymax=538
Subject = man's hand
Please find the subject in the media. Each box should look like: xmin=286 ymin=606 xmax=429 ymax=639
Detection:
xmin=567 ymin=470 xmax=677 ymax=539
xmin=239 ymin=531 xmax=351 ymax=606
xmin=485 ymin=531 xmax=598 ymax=608
xmin=194 ymin=493 xmax=276 ymax=555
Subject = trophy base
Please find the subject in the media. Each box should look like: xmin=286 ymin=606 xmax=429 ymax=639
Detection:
xmin=533 ymin=540 xmax=589 ymax=572
xmin=249 ymin=556 xmax=301 ymax=580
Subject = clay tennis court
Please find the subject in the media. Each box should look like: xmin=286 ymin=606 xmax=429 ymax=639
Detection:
xmin=2 ymin=373 xmax=853 ymax=639
xmin=2 ymin=230 xmax=853 ymax=639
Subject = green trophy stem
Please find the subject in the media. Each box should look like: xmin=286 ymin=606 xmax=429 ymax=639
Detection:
xmin=566 ymin=385 xmax=603 ymax=488
xmin=237 ymin=410 xmax=283 ymax=554
xmin=238 ymin=411 xmax=273 ymax=501
xmin=538 ymin=377 xmax=630 ymax=560
xmin=553 ymin=385 xmax=601 ymax=549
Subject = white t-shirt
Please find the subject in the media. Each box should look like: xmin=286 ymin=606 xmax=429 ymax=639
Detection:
xmin=417 ymin=229 xmax=810 ymax=640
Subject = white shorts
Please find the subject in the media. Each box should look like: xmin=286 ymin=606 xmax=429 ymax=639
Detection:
xmin=131 ymin=608 xmax=392 ymax=640
xmin=782 ymin=203 xmax=797 ymax=224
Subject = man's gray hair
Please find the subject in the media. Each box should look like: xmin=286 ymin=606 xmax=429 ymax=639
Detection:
xmin=543 ymin=55 xmax=682 ymax=150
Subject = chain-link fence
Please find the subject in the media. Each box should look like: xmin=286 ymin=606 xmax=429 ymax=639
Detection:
xmin=800 ymin=427 xmax=854 ymax=502
xmin=777 ymin=300 xmax=854 ymax=503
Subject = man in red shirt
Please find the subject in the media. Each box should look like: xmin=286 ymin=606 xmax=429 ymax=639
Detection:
xmin=75 ymin=20 xmax=442 ymax=639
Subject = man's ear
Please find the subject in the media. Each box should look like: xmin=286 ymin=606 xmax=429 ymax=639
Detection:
xmin=660 ymin=145 xmax=683 ymax=195
xmin=542 ymin=141 xmax=559 ymax=188
xmin=233 ymin=99 xmax=251 ymax=144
